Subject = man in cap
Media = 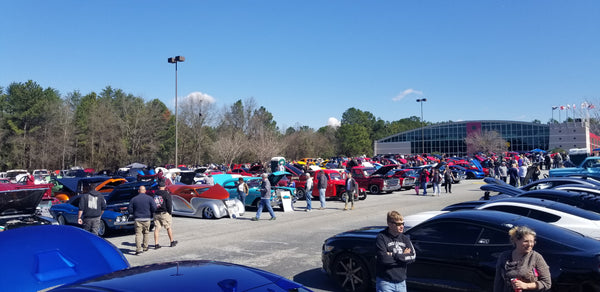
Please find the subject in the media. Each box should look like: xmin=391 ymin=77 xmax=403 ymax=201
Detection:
xmin=251 ymin=173 xmax=276 ymax=221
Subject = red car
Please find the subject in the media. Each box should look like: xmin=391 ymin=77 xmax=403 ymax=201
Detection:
xmin=389 ymin=169 xmax=417 ymax=190
xmin=350 ymin=164 xmax=401 ymax=194
xmin=310 ymin=169 xmax=367 ymax=202
xmin=226 ymin=168 xmax=255 ymax=177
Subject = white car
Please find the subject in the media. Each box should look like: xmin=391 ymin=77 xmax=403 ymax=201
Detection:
xmin=403 ymin=210 xmax=448 ymax=230
xmin=476 ymin=197 xmax=600 ymax=240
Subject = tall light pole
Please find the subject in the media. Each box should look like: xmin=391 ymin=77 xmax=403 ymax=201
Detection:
xmin=168 ymin=55 xmax=185 ymax=167
xmin=416 ymin=98 xmax=427 ymax=154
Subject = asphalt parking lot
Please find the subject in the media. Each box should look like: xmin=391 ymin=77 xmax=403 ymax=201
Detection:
xmin=105 ymin=179 xmax=487 ymax=291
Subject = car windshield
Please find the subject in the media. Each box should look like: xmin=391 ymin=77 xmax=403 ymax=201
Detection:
xmin=364 ymin=168 xmax=376 ymax=176
xmin=247 ymin=179 xmax=262 ymax=188
xmin=329 ymin=172 xmax=343 ymax=180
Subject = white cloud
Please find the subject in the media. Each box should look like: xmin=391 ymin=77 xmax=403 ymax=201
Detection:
xmin=392 ymin=88 xmax=423 ymax=101
xmin=327 ymin=117 xmax=341 ymax=128
xmin=185 ymin=91 xmax=216 ymax=104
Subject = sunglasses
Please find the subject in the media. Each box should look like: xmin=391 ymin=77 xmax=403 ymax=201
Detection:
xmin=389 ymin=221 xmax=404 ymax=226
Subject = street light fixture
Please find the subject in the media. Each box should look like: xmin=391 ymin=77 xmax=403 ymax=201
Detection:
xmin=168 ymin=55 xmax=185 ymax=167
xmin=416 ymin=98 xmax=427 ymax=154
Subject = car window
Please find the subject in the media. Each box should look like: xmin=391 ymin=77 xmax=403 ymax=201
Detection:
xmin=247 ymin=180 xmax=261 ymax=188
xmin=409 ymin=221 xmax=483 ymax=245
xmin=524 ymin=182 xmax=553 ymax=191
xmin=223 ymin=182 xmax=235 ymax=189
xmin=193 ymin=188 xmax=208 ymax=195
xmin=482 ymin=205 xmax=530 ymax=217
xmin=527 ymin=209 xmax=561 ymax=223
xmin=329 ymin=172 xmax=343 ymax=181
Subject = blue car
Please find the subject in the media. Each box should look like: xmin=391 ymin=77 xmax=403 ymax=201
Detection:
xmin=50 ymin=260 xmax=313 ymax=292
xmin=50 ymin=181 xmax=156 ymax=236
xmin=0 ymin=225 xmax=129 ymax=292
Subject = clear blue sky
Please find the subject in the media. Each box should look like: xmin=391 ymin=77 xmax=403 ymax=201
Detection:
xmin=2 ymin=1 xmax=599 ymax=130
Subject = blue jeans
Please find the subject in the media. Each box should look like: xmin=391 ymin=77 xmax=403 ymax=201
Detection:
xmin=420 ymin=181 xmax=428 ymax=195
xmin=305 ymin=188 xmax=312 ymax=210
xmin=319 ymin=188 xmax=326 ymax=208
xmin=256 ymin=198 xmax=275 ymax=219
xmin=376 ymin=277 xmax=406 ymax=292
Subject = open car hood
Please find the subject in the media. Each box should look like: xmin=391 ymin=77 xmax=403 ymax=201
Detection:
xmin=0 ymin=188 xmax=46 ymax=217
xmin=371 ymin=165 xmax=398 ymax=176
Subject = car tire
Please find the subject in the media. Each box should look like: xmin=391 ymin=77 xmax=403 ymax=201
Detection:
xmin=332 ymin=253 xmax=371 ymax=292
xmin=295 ymin=188 xmax=305 ymax=200
xmin=339 ymin=191 xmax=349 ymax=202
xmin=369 ymin=185 xmax=380 ymax=194
xmin=97 ymin=220 xmax=107 ymax=237
xmin=359 ymin=191 xmax=367 ymax=201
xmin=202 ymin=207 xmax=216 ymax=219
xmin=57 ymin=215 xmax=66 ymax=225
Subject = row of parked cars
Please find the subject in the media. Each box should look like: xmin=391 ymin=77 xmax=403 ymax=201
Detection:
xmin=321 ymin=175 xmax=600 ymax=292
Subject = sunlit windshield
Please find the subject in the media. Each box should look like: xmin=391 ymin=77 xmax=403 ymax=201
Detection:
xmin=329 ymin=172 xmax=343 ymax=180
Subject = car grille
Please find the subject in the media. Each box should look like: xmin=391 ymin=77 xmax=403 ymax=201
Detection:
xmin=386 ymin=178 xmax=400 ymax=187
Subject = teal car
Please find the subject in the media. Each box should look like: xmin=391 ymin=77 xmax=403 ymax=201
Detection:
xmin=221 ymin=171 xmax=297 ymax=210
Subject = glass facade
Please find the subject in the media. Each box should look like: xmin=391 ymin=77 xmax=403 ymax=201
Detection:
xmin=376 ymin=120 xmax=549 ymax=156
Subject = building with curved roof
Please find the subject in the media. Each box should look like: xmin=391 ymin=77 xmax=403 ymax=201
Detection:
xmin=374 ymin=120 xmax=599 ymax=156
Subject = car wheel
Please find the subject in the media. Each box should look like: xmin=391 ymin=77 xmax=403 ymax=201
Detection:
xmin=332 ymin=253 xmax=371 ymax=292
xmin=97 ymin=220 xmax=107 ymax=237
xmin=339 ymin=191 xmax=349 ymax=202
xmin=359 ymin=191 xmax=367 ymax=201
xmin=369 ymin=185 xmax=380 ymax=194
xmin=202 ymin=207 xmax=216 ymax=219
xmin=57 ymin=215 xmax=66 ymax=225
xmin=295 ymin=188 xmax=305 ymax=200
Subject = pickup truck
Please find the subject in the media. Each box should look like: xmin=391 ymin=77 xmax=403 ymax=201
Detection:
xmin=549 ymin=156 xmax=600 ymax=177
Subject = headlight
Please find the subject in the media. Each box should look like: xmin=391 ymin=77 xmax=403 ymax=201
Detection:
xmin=323 ymin=243 xmax=334 ymax=252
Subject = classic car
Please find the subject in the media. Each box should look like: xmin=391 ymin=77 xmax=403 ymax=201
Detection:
xmin=226 ymin=168 xmax=255 ymax=177
xmin=322 ymin=210 xmax=600 ymax=292
xmin=53 ymin=176 xmax=112 ymax=202
xmin=308 ymin=169 xmax=367 ymax=202
xmin=50 ymin=260 xmax=312 ymax=292
xmin=167 ymin=183 xmax=245 ymax=219
xmin=221 ymin=171 xmax=297 ymax=210
xmin=388 ymin=169 xmax=417 ymax=190
xmin=350 ymin=164 xmax=401 ymax=194
xmin=0 ymin=188 xmax=58 ymax=231
xmin=0 ymin=225 xmax=129 ymax=291
xmin=50 ymin=181 xmax=156 ymax=236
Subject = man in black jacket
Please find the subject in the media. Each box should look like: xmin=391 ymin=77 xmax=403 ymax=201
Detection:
xmin=153 ymin=181 xmax=177 ymax=249
xmin=128 ymin=185 xmax=156 ymax=255
xmin=375 ymin=210 xmax=416 ymax=292
xmin=77 ymin=184 xmax=106 ymax=235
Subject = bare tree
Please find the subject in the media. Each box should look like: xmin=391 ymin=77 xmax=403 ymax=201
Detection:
xmin=211 ymin=130 xmax=247 ymax=166
xmin=465 ymin=130 xmax=507 ymax=155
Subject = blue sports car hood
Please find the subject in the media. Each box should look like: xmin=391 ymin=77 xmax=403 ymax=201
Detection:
xmin=51 ymin=260 xmax=312 ymax=292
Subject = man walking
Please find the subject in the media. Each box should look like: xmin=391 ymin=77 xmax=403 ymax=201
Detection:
xmin=128 ymin=185 xmax=156 ymax=255
xmin=153 ymin=181 xmax=177 ymax=249
xmin=77 ymin=183 xmax=106 ymax=235
xmin=251 ymin=173 xmax=276 ymax=221
xmin=375 ymin=211 xmax=416 ymax=292
xmin=344 ymin=172 xmax=358 ymax=210
xmin=317 ymin=171 xmax=328 ymax=210
xmin=305 ymin=173 xmax=313 ymax=212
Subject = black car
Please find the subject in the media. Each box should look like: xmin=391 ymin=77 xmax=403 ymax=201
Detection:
xmin=480 ymin=176 xmax=600 ymax=200
xmin=322 ymin=210 xmax=600 ymax=292
xmin=0 ymin=188 xmax=57 ymax=231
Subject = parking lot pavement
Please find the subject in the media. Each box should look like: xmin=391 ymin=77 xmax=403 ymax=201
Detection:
xmin=104 ymin=179 xmax=487 ymax=291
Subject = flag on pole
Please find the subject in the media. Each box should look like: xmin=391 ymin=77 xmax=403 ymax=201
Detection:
xmin=573 ymin=104 xmax=576 ymax=109
xmin=552 ymin=106 xmax=558 ymax=110
xmin=590 ymin=104 xmax=595 ymax=109
xmin=560 ymin=105 xmax=565 ymax=110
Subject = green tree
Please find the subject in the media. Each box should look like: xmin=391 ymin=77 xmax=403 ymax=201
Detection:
xmin=337 ymin=124 xmax=371 ymax=156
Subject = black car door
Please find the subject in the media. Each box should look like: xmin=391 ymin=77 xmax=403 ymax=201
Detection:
xmin=407 ymin=220 xmax=488 ymax=291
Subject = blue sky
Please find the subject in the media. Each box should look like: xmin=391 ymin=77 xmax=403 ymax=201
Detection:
xmin=2 ymin=1 xmax=599 ymax=130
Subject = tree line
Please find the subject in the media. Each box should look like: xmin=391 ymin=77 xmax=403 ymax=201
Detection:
xmin=0 ymin=80 xmax=426 ymax=171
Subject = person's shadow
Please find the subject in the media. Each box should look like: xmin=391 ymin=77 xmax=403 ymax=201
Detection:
xmin=293 ymin=268 xmax=344 ymax=291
